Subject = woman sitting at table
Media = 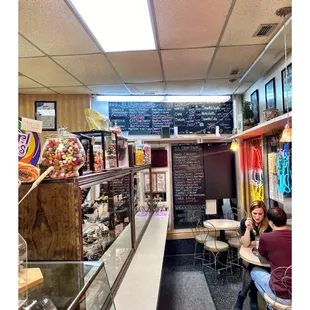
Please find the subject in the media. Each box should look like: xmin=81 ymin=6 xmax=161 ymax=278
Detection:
xmin=234 ymin=200 xmax=272 ymax=310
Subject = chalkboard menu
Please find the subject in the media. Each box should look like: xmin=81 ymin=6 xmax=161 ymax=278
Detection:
xmin=172 ymin=144 xmax=205 ymax=228
xmin=108 ymin=101 xmax=233 ymax=135
xmin=174 ymin=102 xmax=233 ymax=134
xmin=109 ymin=102 xmax=174 ymax=135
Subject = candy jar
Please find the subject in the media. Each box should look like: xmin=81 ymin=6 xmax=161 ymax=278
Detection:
xmin=39 ymin=126 xmax=86 ymax=179
xmin=143 ymin=144 xmax=151 ymax=164
xmin=135 ymin=144 xmax=144 ymax=165
xmin=93 ymin=145 xmax=103 ymax=172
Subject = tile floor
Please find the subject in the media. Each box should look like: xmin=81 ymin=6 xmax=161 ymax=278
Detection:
xmin=158 ymin=254 xmax=267 ymax=310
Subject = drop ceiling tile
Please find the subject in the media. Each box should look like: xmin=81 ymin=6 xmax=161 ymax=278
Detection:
xmin=162 ymin=48 xmax=215 ymax=81
xmin=234 ymin=82 xmax=253 ymax=94
xmin=88 ymin=84 xmax=130 ymax=95
xmin=107 ymin=51 xmax=163 ymax=83
xmin=19 ymin=0 xmax=100 ymax=55
xmin=241 ymin=20 xmax=292 ymax=83
xmin=208 ymin=45 xmax=265 ymax=79
xmin=201 ymin=79 xmax=240 ymax=95
xmin=220 ymin=0 xmax=292 ymax=46
xmin=19 ymin=57 xmax=82 ymax=87
xmin=166 ymin=80 xmax=203 ymax=95
xmin=154 ymin=0 xmax=232 ymax=49
xmin=50 ymin=86 xmax=93 ymax=94
xmin=19 ymin=76 xmax=42 ymax=88
xmin=52 ymin=54 xmax=122 ymax=85
xmin=19 ymin=35 xmax=44 ymax=57
xmin=126 ymin=82 xmax=165 ymax=95
xmin=19 ymin=88 xmax=57 ymax=94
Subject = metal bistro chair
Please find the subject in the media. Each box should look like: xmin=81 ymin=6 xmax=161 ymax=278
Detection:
xmin=224 ymin=207 xmax=247 ymax=266
xmin=263 ymin=265 xmax=292 ymax=310
xmin=190 ymin=211 xmax=217 ymax=266
xmin=203 ymin=221 xmax=232 ymax=274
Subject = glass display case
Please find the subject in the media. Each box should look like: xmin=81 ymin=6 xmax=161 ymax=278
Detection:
xmin=265 ymin=134 xmax=292 ymax=220
xmin=73 ymin=130 xmax=118 ymax=171
xmin=18 ymin=234 xmax=28 ymax=308
xmin=116 ymin=135 xmax=129 ymax=167
xmin=132 ymin=165 xmax=154 ymax=247
xmin=23 ymin=260 xmax=115 ymax=310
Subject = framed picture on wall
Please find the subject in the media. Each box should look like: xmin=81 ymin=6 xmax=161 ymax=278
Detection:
xmin=281 ymin=63 xmax=292 ymax=112
xmin=250 ymin=89 xmax=260 ymax=124
xmin=35 ymin=101 xmax=57 ymax=130
xmin=265 ymin=78 xmax=276 ymax=109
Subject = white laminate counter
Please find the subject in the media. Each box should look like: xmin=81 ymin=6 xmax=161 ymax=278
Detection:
xmin=114 ymin=212 xmax=169 ymax=310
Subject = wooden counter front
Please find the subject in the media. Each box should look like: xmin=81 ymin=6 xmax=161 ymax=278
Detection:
xmin=19 ymin=182 xmax=83 ymax=260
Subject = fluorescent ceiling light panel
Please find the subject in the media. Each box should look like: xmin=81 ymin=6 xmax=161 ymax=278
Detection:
xmin=97 ymin=96 xmax=165 ymax=102
xmin=70 ymin=0 xmax=156 ymax=52
xmin=97 ymin=95 xmax=231 ymax=103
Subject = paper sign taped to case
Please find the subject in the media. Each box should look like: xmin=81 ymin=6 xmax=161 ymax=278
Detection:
xmin=205 ymin=199 xmax=217 ymax=214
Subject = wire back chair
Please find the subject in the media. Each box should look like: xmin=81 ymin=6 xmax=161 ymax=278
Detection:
xmin=202 ymin=221 xmax=232 ymax=274
xmin=263 ymin=265 xmax=292 ymax=310
xmin=189 ymin=210 xmax=216 ymax=266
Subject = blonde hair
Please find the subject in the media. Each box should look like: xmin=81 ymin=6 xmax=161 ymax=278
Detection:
xmin=249 ymin=200 xmax=269 ymax=235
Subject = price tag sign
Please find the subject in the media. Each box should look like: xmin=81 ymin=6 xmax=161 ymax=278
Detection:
xmin=197 ymin=138 xmax=203 ymax=144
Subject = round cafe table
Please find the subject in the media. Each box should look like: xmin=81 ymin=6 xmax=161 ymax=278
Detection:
xmin=239 ymin=245 xmax=270 ymax=267
xmin=203 ymin=219 xmax=240 ymax=240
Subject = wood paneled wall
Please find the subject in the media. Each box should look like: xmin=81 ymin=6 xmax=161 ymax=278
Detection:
xmin=19 ymin=94 xmax=91 ymax=132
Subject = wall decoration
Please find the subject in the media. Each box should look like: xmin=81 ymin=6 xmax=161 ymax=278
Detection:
xmin=281 ymin=63 xmax=292 ymax=112
xmin=35 ymin=101 xmax=57 ymax=130
xmin=250 ymin=89 xmax=260 ymax=124
xmin=18 ymin=117 xmax=41 ymax=166
xmin=265 ymin=78 xmax=276 ymax=109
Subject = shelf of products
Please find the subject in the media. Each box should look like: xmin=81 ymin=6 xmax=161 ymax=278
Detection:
xmin=234 ymin=111 xmax=292 ymax=139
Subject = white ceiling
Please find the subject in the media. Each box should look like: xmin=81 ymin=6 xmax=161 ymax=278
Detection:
xmin=18 ymin=0 xmax=292 ymax=96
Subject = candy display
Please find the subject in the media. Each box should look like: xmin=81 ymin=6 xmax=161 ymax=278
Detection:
xmin=39 ymin=127 xmax=86 ymax=179
xmin=136 ymin=149 xmax=144 ymax=165
xmin=143 ymin=144 xmax=151 ymax=164
xmin=18 ymin=162 xmax=40 ymax=183
xmin=93 ymin=145 xmax=104 ymax=172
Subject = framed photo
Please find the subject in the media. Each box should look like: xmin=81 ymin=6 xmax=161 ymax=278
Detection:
xmin=281 ymin=63 xmax=292 ymax=112
xmin=265 ymin=78 xmax=276 ymax=109
xmin=250 ymin=89 xmax=260 ymax=124
xmin=35 ymin=101 xmax=57 ymax=130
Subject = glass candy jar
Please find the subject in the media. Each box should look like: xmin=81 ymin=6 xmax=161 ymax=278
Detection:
xmin=93 ymin=145 xmax=104 ymax=172
xmin=135 ymin=144 xmax=144 ymax=165
xmin=39 ymin=126 xmax=86 ymax=179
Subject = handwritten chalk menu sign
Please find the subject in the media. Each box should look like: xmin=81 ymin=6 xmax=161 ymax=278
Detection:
xmin=174 ymin=102 xmax=233 ymax=134
xmin=172 ymin=144 xmax=205 ymax=228
xmin=109 ymin=102 xmax=174 ymax=135
xmin=108 ymin=101 xmax=232 ymax=135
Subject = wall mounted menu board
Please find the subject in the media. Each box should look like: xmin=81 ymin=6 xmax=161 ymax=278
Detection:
xmin=174 ymin=102 xmax=233 ymax=134
xmin=108 ymin=101 xmax=233 ymax=135
xmin=109 ymin=102 xmax=174 ymax=135
xmin=172 ymin=144 xmax=205 ymax=228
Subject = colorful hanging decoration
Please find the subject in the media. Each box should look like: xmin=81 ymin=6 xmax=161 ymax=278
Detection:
xmin=277 ymin=143 xmax=292 ymax=194
xmin=249 ymin=144 xmax=264 ymax=201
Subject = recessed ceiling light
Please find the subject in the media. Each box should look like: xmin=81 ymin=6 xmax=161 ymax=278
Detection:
xmin=68 ymin=0 xmax=156 ymax=52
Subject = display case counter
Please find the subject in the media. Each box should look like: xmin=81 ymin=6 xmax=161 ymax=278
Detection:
xmin=23 ymin=260 xmax=115 ymax=310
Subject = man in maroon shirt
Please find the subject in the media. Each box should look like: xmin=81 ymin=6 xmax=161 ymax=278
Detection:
xmin=250 ymin=207 xmax=292 ymax=309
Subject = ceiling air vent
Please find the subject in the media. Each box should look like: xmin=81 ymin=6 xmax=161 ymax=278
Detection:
xmin=229 ymin=69 xmax=243 ymax=76
xmin=253 ymin=24 xmax=278 ymax=37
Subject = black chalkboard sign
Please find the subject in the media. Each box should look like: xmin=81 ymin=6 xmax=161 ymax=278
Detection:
xmin=172 ymin=144 xmax=205 ymax=228
xmin=174 ymin=102 xmax=233 ymax=134
xmin=108 ymin=101 xmax=233 ymax=135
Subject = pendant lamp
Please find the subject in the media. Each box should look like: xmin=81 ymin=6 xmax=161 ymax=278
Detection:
xmin=230 ymin=139 xmax=239 ymax=151
xmin=276 ymin=7 xmax=292 ymax=143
